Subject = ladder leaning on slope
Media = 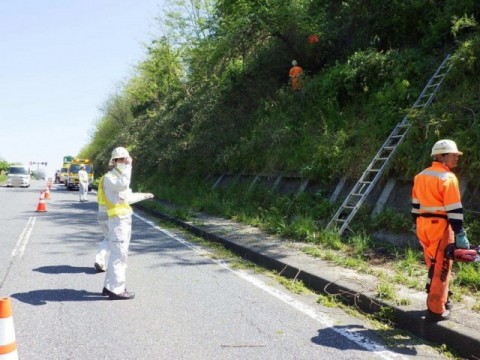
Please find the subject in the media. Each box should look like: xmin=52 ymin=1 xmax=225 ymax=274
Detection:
xmin=326 ymin=54 xmax=453 ymax=236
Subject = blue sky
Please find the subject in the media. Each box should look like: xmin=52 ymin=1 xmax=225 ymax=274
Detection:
xmin=0 ymin=0 xmax=164 ymax=175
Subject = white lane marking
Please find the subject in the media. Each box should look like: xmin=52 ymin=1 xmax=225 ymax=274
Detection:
xmin=12 ymin=216 xmax=36 ymax=258
xmin=134 ymin=213 xmax=407 ymax=360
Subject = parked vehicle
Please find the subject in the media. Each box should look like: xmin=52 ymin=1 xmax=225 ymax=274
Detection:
xmin=6 ymin=165 xmax=31 ymax=188
xmin=60 ymin=155 xmax=74 ymax=184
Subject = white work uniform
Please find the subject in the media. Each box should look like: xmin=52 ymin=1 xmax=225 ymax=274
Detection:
xmin=103 ymin=165 xmax=133 ymax=295
xmin=95 ymin=176 xmax=109 ymax=271
xmin=95 ymin=178 xmax=150 ymax=272
xmin=78 ymin=169 xmax=89 ymax=201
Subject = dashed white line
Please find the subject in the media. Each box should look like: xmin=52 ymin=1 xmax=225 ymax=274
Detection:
xmin=134 ymin=212 xmax=407 ymax=360
xmin=11 ymin=216 xmax=36 ymax=258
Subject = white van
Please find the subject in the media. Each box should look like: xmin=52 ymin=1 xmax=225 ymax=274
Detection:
xmin=6 ymin=165 xmax=31 ymax=188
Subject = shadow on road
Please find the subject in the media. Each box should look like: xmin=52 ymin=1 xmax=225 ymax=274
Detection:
xmin=32 ymin=265 xmax=97 ymax=275
xmin=311 ymin=325 xmax=418 ymax=356
xmin=10 ymin=288 xmax=104 ymax=305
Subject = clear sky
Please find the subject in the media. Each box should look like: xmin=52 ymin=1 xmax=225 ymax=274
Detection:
xmin=0 ymin=0 xmax=163 ymax=176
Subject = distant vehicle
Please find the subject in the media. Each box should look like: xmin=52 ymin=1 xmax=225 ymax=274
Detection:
xmin=65 ymin=158 xmax=94 ymax=191
xmin=6 ymin=165 xmax=31 ymax=188
xmin=60 ymin=155 xmax=74 ymax=184
xmin=36 ymin=168 xmax=47 ymax=180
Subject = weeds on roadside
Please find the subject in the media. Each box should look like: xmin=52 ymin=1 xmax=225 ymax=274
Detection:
xmin=139 ymin=176 xmax=480 ymax=313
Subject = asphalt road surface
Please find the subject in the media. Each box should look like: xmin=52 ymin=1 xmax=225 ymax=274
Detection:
xmin=0 ymin=180 xmax=449 ymax=359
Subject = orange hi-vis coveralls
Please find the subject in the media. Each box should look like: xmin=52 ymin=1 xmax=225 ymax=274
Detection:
xmin=411 ymin=161 xmax=464 ymax=315
xmin=289 ymin=65 xmax=303 ymax=91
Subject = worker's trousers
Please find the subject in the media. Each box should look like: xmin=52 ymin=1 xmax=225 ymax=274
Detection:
xmin=79 ymin=182 xmax=88 ymax=201
xmin=104 ymin=214 xmax=132 ymax=294
xmin=416 ymin=217 xmax=454 ymax=315
xmin=95 ymin=208 xmax=109 ymax=270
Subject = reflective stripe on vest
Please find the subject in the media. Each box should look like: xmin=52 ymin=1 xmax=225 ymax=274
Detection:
xmin=102 ymin=172 xmax=132 ymax=218
xmin=97 ymin=176 xmax=106 ymax=206
xmin=411 ymin=162 xmax=463 ymax=221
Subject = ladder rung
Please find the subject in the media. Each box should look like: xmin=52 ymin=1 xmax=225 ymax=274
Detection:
xmin=420 ymin=93 xmax=434 ymax=99
xmin=383 ymin=146 xmax=396 ymax=151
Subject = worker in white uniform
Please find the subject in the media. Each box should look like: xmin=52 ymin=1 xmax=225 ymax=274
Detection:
xmin=95 ymin=159 xmax=153 ymax=273
xmin=101 ymin=147 xmax=153 ymax=300
xmin=78 ymin=165 xmax=89 ymax=202
xmin=94 ymin=160 xmax=113 ymax=273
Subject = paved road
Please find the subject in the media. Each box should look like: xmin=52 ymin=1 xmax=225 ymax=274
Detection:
xmin=0 ymin=180 xmax=448 ymax=359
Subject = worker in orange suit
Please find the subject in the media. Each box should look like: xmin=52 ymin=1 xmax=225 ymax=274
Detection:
xmin=411 ymin=139 xmax=469 ymax=321
xmin=289 ymin=60 xmax=303 ymax=91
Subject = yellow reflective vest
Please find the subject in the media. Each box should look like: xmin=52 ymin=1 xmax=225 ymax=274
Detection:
xmin=102 ymin=169 xmax=132 ymax=218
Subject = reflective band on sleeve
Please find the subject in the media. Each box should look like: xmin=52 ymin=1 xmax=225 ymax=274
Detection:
xmin=447 ymin=213 xmax=464 ymax=220
xmin=444 ymin=202 xmax=462 ymax=211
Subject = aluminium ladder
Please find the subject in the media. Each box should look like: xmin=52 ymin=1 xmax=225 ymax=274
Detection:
xmin=326 ymin=54 xmax=452 ymax=235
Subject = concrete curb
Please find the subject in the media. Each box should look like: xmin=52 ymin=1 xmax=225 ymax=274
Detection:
xmin=135 ymin=203 xmax=480 ymax=359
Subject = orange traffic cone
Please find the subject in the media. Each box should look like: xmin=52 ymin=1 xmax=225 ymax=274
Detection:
xmin=0 ymin=298 xmax=18 ymax=359
xmin=44 ymin=187 xmax=51 ymax=200
xmin=35 ymin=192 xmax=47 ymax=212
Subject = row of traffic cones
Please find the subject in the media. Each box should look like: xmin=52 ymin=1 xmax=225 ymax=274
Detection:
xmin=0 ymin=298 xmax=18 ymax=359
xmin=35 ymin=182 xmax=52 ymax=212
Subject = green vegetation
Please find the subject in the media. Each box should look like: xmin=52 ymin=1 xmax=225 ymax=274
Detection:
xmin=80 ymin=2 xmax=480 ymax=299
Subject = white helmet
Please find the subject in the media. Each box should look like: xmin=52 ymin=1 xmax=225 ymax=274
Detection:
xmin=292 ymin=60 xmax=297 ymax=66
xmin=431 ymin=139 xmax=463 ymax=156
xmin=110 ymin=147 xmax=129 ymax=160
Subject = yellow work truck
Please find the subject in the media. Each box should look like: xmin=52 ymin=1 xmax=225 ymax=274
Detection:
xmin=60 ymin=155 xmax=74 ymax=184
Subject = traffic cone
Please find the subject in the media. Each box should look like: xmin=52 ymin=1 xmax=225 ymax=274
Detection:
xmin=0 ymin=298 xmax=18 ymax=360
xmin=35 ymin=192 xmax=47 ymax=212
xmin=44 ymin=187 xmax=51 ymax=200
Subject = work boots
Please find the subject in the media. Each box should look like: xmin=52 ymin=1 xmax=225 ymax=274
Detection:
xmin=426 ymin=309 xmax=451 ymax=322
xmin=445 ymin=291 xmax=453 ymax=310
xmin=108 ymin=291 xmax=135 ymax=300
xmin=101 ymin=287 xmax=135 ymax=300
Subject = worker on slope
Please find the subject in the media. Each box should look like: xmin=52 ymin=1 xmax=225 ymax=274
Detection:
xmin=78 ymin=164 xmax=89 ymax=202
xmin=289 ymin=60 xmax=303 ymax=91
xmin=95 ymin=158 xmax=153 ymax=273
xmin=101 ymin=147 xmax=153 ymax=300
xmin=411 ymin=139 xmax=469 ymax=321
